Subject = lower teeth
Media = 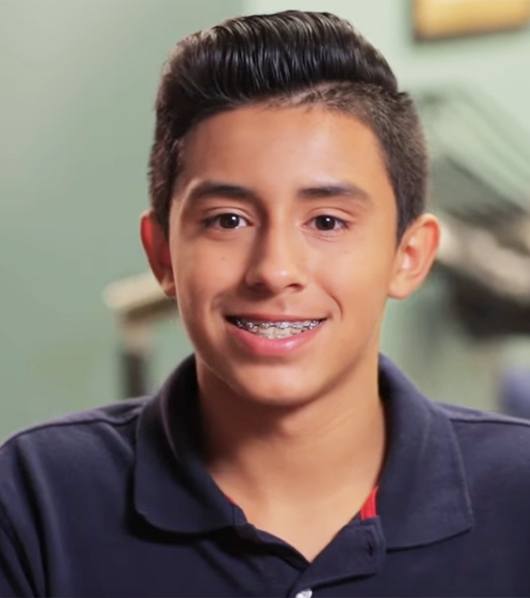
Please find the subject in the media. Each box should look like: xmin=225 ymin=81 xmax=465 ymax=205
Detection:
xmin=258 ymin=327 xmax=303 ymax=339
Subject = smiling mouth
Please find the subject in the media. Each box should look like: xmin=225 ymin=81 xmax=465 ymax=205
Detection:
xmin=226 ymin=316 xmax=325 ymax=339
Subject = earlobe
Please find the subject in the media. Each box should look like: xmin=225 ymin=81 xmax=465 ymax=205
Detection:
xmin=139 ymin=210 xmax=176 ymax=298
xmin=388 ymin=214 xmax=441 ymax=300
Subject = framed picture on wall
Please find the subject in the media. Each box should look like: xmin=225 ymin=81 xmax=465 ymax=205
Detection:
xmin=414 ymin=0 xmax=530 ymax=39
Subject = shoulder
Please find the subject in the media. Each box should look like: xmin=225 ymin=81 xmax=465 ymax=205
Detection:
xmin=0 ymin=399 xmax=152 ymax=595
xmin=434 ymin=401 xmax=530 ymax=491
xmin=438 ymin=399 xmax=530 ymax=440
xmin=1 ymin=398 xmax=147 ymax=457
xmin=0 ymin=398 xmax=149 ymax=507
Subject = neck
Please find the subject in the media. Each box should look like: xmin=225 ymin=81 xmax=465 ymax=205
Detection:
xmin=197 ymin=352 xmax=386 ymax=511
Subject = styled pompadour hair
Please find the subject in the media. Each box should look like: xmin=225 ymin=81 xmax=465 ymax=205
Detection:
xmin=149 ymin=10 xmax=427 ymax=239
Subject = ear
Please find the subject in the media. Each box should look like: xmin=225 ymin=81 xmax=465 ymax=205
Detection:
xmin=388 ymin=213 xmax=441 ymax=300
xmin=140 ymin=210 xmax=176 ymax=298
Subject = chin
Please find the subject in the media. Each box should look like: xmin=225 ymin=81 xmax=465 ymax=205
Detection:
xmin=196 ymin=348 xmax=336 ymax=410
xmin=227 ymin=370 xmax=323 ymax=410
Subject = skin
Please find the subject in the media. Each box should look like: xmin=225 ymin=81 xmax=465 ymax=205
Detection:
xmin=141 ymin=104 xmax=440 ymax=560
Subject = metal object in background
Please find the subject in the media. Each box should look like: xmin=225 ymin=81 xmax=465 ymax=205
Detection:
xmin=499 ymin=367 xmax=530 ymax=418
xmin=417 ymin=87 xmax=530 ymax=337
xmin=103 ymin=272 xmax=174 ymax=397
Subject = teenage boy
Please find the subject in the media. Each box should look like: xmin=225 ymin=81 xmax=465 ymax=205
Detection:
xmin=1 ymin=10 xmax=530 ymax=598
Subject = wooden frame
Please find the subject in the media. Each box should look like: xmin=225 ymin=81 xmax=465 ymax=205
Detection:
xmin=414 ymin=0 xmax=530 ymax=39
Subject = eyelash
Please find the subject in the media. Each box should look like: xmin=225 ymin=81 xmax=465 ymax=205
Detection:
xmin=310 ymin=215 xmax=349 ymax=232
xmin=202 ymin=213 xmax=350 ymax=232
xmin=203 ymin=213 xmax=250 ymax=230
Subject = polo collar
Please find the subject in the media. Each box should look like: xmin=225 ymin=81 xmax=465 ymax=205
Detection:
xmin=134 ymin=355 xmax=236 ymax=533
xmin=134 ymin=354 xmax=474 ymax=546
xmin=377 ymin=355 xmax=473 ymax=549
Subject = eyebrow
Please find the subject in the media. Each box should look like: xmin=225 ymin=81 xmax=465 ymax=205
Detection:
xmin=185 ymin=179 xmax=371 ymax=204
xmin=187 ymin=181 xmax=259 ymax=203
xmin=298 ymin=183 xmax=371 ymax=202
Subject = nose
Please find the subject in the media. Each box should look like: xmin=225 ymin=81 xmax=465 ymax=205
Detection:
xmin=243 ymin=222 xmax=308 ymax=295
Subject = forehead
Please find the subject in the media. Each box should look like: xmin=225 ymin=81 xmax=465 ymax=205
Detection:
xmin=175 ymin=104 xmax=394 ymax=205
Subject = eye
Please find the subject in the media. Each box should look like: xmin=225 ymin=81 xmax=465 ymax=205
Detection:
xmin=204 ymin=213 xmax=250 ymax=229
xmin=311 ymin=215 xmax=348 ymax=231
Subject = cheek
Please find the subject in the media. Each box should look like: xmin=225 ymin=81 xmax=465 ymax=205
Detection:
xmin=317 ymin=241 xmax=395 ymax=310
xmin=174 ymin=247 xmax=239 ymax=310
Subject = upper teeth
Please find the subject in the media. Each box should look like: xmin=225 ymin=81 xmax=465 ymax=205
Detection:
xmin=234 ymin=318 xmax=321 ymax=332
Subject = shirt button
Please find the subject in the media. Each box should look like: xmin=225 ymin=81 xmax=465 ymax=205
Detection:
xmin=295 ymin=590 xmax=312 ymax=598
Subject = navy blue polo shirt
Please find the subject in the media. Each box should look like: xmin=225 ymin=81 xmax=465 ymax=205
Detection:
xmin=1 ymin=355 xmax=530 ymax=597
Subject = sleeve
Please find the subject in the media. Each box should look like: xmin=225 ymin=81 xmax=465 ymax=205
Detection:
xmin=0 ymin=514 xmax=35 ymax=597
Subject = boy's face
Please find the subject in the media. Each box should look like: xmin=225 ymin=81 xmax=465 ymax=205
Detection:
xmin=143 ymin=104 xmax=438 ymax=407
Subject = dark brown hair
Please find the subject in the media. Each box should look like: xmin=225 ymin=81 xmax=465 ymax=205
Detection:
xmin=148 ymin=10 xmax=427 ymax=239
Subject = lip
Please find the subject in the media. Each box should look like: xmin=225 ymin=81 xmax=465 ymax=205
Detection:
xmin=225 ymin=316 xmax=326 ymax=357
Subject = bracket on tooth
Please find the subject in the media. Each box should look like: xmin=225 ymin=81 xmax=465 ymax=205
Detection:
xmin=236 ymin=318 xmax=322 ymax=332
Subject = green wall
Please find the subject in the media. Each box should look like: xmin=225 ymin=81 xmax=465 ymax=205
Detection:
xmin=2 ymin=0 xmax=529 ymax=440
xmin=0 ymin=0 xmax=241 ymax=440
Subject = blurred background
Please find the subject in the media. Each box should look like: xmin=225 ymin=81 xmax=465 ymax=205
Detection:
xmin=1 ymin=0 xmax=530 ymax=440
